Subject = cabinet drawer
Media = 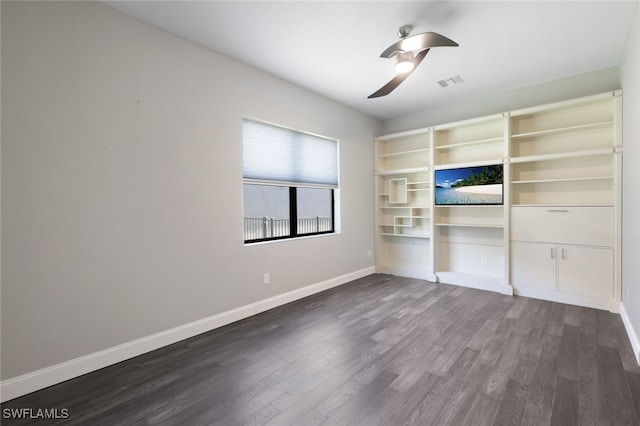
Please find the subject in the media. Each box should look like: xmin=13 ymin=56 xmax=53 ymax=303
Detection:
xmin=511 ymin=206 xmax=613 ymax=246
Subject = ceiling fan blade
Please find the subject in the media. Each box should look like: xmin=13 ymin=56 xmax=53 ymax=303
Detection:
xmin=380 ymin=32 xmax=458 ymax=58
xmin=368 ymin=50 xmax=429 ymax=99
xmin=368 ymin=74 xmax=411 ymax=99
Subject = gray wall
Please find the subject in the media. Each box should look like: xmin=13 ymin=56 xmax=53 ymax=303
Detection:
xmin=1 ymin=1 xmax=379 ymax=380
xmin=620 ymin=1 xmax=640 ymax=349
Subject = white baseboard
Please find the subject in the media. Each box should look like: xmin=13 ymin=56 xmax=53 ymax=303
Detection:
xmin=436 ymin=271 xmax=504 ymax=294
xmin=0 ymin=267 xmax=375 ymax=403
xmin=620 ymin=302 xmax=640 ymax=366
xmin=513 ymin=286 xmax=619 ymax=313
xmin=375 ymin=265 xmax=436 ymax=282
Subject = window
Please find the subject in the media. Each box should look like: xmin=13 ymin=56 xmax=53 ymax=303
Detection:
xmin=242 ymin=118 xmax=339 ymax=243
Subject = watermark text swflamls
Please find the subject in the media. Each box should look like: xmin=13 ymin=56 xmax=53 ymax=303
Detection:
xmin=2 ymin=408 xmax=70 ymax=420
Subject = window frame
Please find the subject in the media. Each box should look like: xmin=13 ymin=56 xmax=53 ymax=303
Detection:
xmin=243 ymin=185 xmax=336 ymax=244
xmin=242 ymin=118 xmax=339 ymax=244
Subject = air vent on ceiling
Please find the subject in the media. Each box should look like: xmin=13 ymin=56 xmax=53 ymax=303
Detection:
xmin=437 ymin=75 xmax=464 ymax=88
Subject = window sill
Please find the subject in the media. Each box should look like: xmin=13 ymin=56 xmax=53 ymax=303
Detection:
xmin=244 ymin=231 xmax=340 ymax=246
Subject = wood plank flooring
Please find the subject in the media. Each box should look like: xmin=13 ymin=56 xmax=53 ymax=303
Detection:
xmin=2 ymin=274 xmax=639 ymax=425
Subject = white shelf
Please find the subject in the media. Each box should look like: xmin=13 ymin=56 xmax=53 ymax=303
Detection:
xmin=435 ymin=204 xmax=504 ymax=209
xmin=511 ymin=203 xmax=614 ymax=208
xmin=435 ymin=223 xmax=504 ymax=228
xmin=379 ymin=233 xmax=430 ymax=239
xmin=383 ymin=216 xmax=430 ymax=220
xmin=511 ymin=176 xmax=614 ymax=184
xmin=378 ymin=148 xmax=429 ymax=158
xmin=512 ymin=203 xmax=615 ymax=208
xmin=510 ymin=148 xmax=613 ymax=164
xmin=435 ymin=136 xmax=503 ymax=150
xmin=376 ymin=167 xmax=429 ymax=176
xmin=379 ymin=205 xmax=429 ymax=209
xmin=434 ymin=159 xmax=503 ymax=169
xmin=511 ymin=120 xmax=613 ymax=139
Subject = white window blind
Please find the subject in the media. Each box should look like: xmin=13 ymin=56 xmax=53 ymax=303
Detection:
xmin=243 ymin=118 xmax=338 ymax=187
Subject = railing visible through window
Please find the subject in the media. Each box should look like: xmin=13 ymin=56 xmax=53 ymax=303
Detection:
xmin=244 ymin=217 xmax=332 ymax=241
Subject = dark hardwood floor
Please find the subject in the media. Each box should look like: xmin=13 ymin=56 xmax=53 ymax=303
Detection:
xmin=3 ymin=274 xmax=640 ymax=425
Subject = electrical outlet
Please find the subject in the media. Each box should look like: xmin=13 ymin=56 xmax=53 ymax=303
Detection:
xmin=368 ymin=249 xmax=372 ymax=258
xmin=263 ymin=273 xmax=270 ymax=285
xmin=481 ymin=256 xmax=488 ymax=265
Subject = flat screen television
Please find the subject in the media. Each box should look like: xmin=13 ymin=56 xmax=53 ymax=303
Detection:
xmin=434 ymin=164 xmax=503 ymax=205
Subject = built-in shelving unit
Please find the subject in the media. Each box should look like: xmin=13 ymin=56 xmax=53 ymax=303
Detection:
xmin=374 ymin=90 xmax=622 ymax=311
xmin=508 ymin=92 xmax=621 ymax=311
xmin=431 ymin=114 xmax=509 ymax=294
xmin=375 ymin=129 xmax=433 ymax=280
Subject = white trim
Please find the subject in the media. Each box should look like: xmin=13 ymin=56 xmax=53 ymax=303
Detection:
xmin=0 ymin=267 xmax=374 ymax=403
xmin=514 ymin=286 xmax=619 ymax=313
xmin=433 ymin=113 xmax=504 ymax=131
xmin=375 ymin=265 xmax=436 ymax=282
xmin=375 ymin=127 xmax=431 ymax=141
xmin=500 ymin=285 xmax=514 ymax=296
xmin=620 ymin=302 xmax=640 ymax=366
xmin=436 ymin=271 xmax=504 ymax=294
xmin=510 ymin=90 xmax=618 ymax=117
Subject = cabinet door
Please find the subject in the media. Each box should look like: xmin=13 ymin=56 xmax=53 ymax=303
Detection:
xmin=558 ymin=245 xmax=614 ymax=299
xmin=511 ymin=207 xmax=614 ymax=246
xmin=511 ymin=241 xmax=556 ymax=290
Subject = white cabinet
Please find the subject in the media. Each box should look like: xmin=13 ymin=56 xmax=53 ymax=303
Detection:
xmin=510 ymin=206 xmax=614 ymax=246
xmin=558 ymin=245 xmax=613 ymax=299
xmin=511 ymin=241 xmax=556 ymax=291
xmin=511 ymin=242 xmax=614 ymax=302
xmin=511 ymin=205 xmax=617 ymax=309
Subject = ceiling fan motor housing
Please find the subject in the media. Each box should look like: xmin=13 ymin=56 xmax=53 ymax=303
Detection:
xmin=397 ymin=25 xmax=412 ymax=39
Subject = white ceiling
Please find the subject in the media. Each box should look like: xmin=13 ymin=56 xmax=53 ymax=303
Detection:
xmin=104 ymin=1 xmax=637 ymax=121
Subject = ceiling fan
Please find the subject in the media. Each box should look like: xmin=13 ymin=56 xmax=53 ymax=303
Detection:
xmin=368 ymin=25 xmax=459 ymax=99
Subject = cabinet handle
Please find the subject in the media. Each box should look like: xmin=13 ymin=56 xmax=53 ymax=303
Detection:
xmin=547 ymin=209 xmax=569 ymax=213
xmin=551 ymin=248 xmax=555 ymax=259
xmin=561 ymin=248 xmax=566 ymax=260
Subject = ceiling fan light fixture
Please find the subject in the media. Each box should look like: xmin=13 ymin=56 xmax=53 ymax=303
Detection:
xmin=395 ymin=52 xmax=414 ymax=74
xmin=395 ymin=59 xmax=414 ymax=74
